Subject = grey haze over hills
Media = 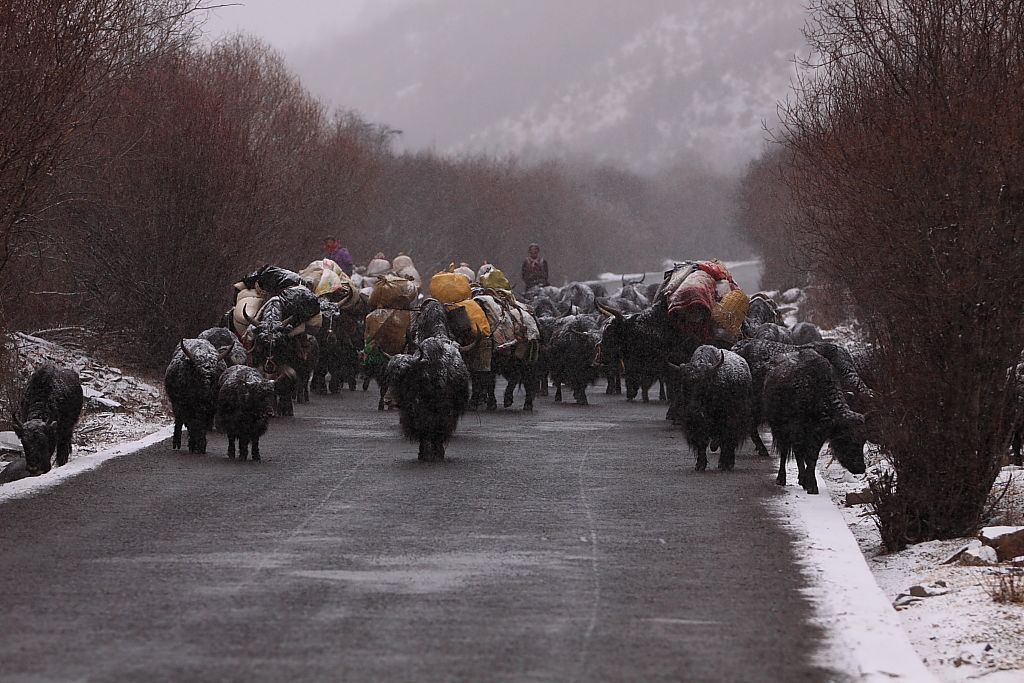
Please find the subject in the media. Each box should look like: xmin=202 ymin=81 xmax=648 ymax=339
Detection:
xmin=293 ymin=0 xmax=807 ymax=172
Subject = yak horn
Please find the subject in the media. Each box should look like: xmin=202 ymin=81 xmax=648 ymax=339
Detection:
xmin=665 ymin=360 xmax=682 ymax=373
xmin=459 ymin=334 xmax=483 ymax=355
xmin=712 ymin=349 xmax=726 ymax=371
xmin=596 ymin=302 xmax=624 ymax=320
xmin=242 ymin=306 xmax=257 ymax=325
xmin=179 ymin=339 xmax=197 ymax=365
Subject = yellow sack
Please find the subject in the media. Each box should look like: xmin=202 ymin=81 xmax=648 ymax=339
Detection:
xmin=712 ymin=289 xmax=749 ymax=340
xmin=479 ymin=268 xmax=510 ymax=290
xmin=365 ymin=309 xmax=412 ymax=355
xmin=447 ymin=299 xmax=491 ymax=338
xmin=429 ymin=265 xmax=472 ymax=304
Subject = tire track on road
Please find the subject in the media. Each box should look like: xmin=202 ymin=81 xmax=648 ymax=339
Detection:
xmin=238 ymin=450 xmax=376 ymax=586
xmin=571 ymin=437 xmax=601 ymax=683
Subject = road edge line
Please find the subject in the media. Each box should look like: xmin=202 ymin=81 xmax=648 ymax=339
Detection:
xmin=0 ymin=425 xmax=172 ymax=503
xmin=768 ymin=468 xmax=938 ymax=683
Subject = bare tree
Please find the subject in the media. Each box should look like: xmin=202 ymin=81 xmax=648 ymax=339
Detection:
xmin=0 ymin=0 xmax=204 ymax=276
xmin=778 ymin=0 xmax=1024 ymax=546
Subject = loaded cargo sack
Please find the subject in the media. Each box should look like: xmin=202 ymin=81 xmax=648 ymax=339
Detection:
xmin=278 ymin=285 xmax=321 ymax=322
xmin=365 ymin=309 xmax=412 ymax=355
xmin=299 ymin=259 xmax=361 ymax=309
xmin=474 ymin=295 xmax=539 ymax=361
xmin=711 ymin=289 xmax=749 ymax=343
xmin=272 ymin=285 xmax=322 ymax=336
xmin=664 ymin=260 xmax=745 ymax=344
xmin=232 ymin=288 xmax=265 ymax=338
xmin=365 ymin=257 xmax=391 ymax=277
xmin=392 ymin=254 xmax=422 ymax=288
xmin=429 ymin=265 xmax=472 ymax=304
xmin=478 ymin=268 xmax=510 ymax=291
xmin=239 ymin=264 xmax=310 ymax=296
xmin=369 ymin=274 xmax=419 ymax=310
xmin=444 ymin=299 xmax=491 ymax=343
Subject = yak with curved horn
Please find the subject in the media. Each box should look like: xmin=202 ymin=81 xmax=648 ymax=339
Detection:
xmin=165 ymin=338 xmax=228 ymax=454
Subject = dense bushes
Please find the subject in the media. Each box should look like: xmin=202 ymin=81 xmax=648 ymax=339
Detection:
xmin=0 ymin=3 xmax=750 ymax=366
xmin=743 ymin=0 xmax=1024 ymax=545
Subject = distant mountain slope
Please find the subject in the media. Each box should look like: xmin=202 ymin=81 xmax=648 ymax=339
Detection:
xmin=296 ymin=0 xmax=806 ymax=171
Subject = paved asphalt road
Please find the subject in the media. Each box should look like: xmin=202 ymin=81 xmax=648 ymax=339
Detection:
xmin=0 ymin=381 xmax=845 ymax=682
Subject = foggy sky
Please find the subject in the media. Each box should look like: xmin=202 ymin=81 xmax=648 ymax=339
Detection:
xmin=199 ymin=1 xmax=807 ymax=173
xmin=201 ymin=0 xmax=412 ymax=50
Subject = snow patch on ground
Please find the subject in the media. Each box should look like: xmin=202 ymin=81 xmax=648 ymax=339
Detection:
xmin=0 ymin=425 xmax=172 ymax=502
xmin=810 ymin=314 xmax=1024 ymax=682
xmin=821 ymin=461 xmax=1024 ymax=682
xmin=769 ymin=458 xmax=937 ymax=682
xmin=1 ymin=332 xmax=171 ymax=490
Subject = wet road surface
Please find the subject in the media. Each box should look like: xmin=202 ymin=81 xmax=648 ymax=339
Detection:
xmin=0 ymin=381 xmax=844 ymax=682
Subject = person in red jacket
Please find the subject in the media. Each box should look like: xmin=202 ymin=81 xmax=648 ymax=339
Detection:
xmin=323 ymin=236 xmax=354 ymax=275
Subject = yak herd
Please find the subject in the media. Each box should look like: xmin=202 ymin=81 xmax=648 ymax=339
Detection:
xmin=148 ymin=261 xmax=881 ymax=496
xmin=5 ymin=261 xmax=889 ymax=495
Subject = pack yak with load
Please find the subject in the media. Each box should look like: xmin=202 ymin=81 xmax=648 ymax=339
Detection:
xmin=383 ymin=299 xmax=472 ymax=462
xmin=472 ymin=287 xmax=540 ymax=411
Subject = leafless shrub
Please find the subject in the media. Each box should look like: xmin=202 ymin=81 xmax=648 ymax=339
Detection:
xmin=984 ymin=569 xmax=1024 ymax=605
xmin=0 ymin=0 xmax=203 ymax=273
xmin=45 ymin=36 xmax=386 ymax=362
xmin=778 ymin=0 xmax=1024 ymax=547
xmin=1 ymin=5 xmax=754 ymax=372
xmin=0 ymin=0 xmax=208 ymax=382
xmin=735 ymin=147 xmax=811 ymax=291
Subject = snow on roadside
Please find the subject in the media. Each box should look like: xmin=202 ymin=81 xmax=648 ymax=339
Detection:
xmin=769 ymin=458 xmax=937 ymax=682
xmin=0 ymin=426 xmax=172 ymax=502
xmin=0 ymin=332 xmax=171 ymax=479
xmin=821 ymin=461 xmax=1024 ymax=682
xmin=811 ymin=314 xmax=1024 ymax=682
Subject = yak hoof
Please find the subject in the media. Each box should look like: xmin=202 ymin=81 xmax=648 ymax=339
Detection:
xmin=522 ymin=404 xmax=533 ymax=412
xmin=776 ymin=475 xmax=786 ymax=486
xmin=695 ymin=458 xmax=708 ymax=472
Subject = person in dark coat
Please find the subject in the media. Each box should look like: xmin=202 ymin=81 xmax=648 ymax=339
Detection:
xmin=323 ymin=236 xmax=354 ymax=275
xmin=521 ymin=243 xmax=549 ymax=290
